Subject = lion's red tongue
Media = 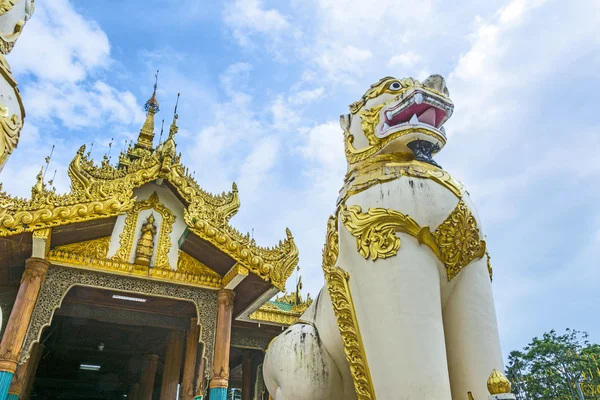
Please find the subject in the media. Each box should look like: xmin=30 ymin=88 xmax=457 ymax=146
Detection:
xmin=418 ymin=108 xmax=437 ymax=126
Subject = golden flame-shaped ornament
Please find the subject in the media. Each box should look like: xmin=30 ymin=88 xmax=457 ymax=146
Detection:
xmin=487 ymin=369 xmax=511 ymax=394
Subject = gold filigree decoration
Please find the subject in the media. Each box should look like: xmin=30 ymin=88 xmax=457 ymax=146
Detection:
xmin=248 ymin=306 xmax=302 ymax=326
xmin=0 ymin=85 xmax=297 ymax=292
xmin=52 ymin=236 xmax=110 ymax=259
xmin=359 ymin=103 xmax=385 ymax=145
xmin=486 ymin=252 xmax=493 ymax=282
xmin=177 ymin=250 xmax=221 ymax=282
xmin=341 ymin=200 xmax=486 ymax=281
xmin=0 ymin=0 xmax=17 ymax=15
xmin=338 ymin=156 xmax=463 ymax=205
xmin=350 ymin=77 xmax=423 ymax=114
xmin=487 ymin=369 xmax=511 ymax=394
xmin=48 ymin=246 xmax=222 ymax=289
xmin=222 ymin=264 xmax=249 ymax=288
xmin=0 ymin=104 xmax=22 ymax=167
xmin=344 ymin=128 xmax=446 ymax=165
xmin=113 ymin=192 xmax=175 ymax=268
xmin=322 ymin=215 xmax=376 ymax=400
xmin=432 ymin=200 xmax=486 ymax=281
xmin=185 ymin=213 xmax=298 ymax=291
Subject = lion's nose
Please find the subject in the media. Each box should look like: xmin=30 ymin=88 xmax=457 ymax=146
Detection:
xmin=422 ymin=74 xmax=450 ymax=97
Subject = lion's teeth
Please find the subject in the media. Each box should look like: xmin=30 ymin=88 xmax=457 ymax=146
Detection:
xmin=383 ymin=122 xmax=390 ymax=130
xmin=386 ymin=111 xmax=394 ymax=120
xmin=410 ymin=114 xmax=419 ymax=124
xmin=414 ymin=93 xmax=423 ymax=105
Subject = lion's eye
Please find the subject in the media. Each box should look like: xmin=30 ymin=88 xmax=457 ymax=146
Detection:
xmin=389 ymin=82 xmax=402 ymax=90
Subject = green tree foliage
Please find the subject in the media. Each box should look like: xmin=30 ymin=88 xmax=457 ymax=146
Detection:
xmin=506 ymin=329 xmax=600 ymax=399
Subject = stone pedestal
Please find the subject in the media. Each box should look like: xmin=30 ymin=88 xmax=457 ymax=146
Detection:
xmin=138 ymin=354 xmax=159 ymax=400
xmin=489 ymin=395 xmax=516 ymax=400
xmin=159 ymin=331 xmax=184 ymax=400
xmin=0 ymin=258 xmax=48 ymax=399
xmin=208 ymin=290 xmax=234 ymax=400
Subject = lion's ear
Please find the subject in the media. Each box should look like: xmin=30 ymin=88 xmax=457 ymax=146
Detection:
xmin=339 ymin=113 xmax=351 ymax=132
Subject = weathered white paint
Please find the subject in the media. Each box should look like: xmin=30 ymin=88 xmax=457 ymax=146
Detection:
xmin=265 ymin=176 xmax=503 ymax=399
xmin=107 ymin=182 xmax=187 ymax=268
xmin=31 ymin=235 xmax=48 ymax=259
xmin=223 ymin=264 xmax=248 ymax=290
xmin=0 ymin=1 xmax=28 ymax=39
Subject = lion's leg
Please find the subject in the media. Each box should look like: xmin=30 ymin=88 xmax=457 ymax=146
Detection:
xmin=442 ymin=257 xmax=504 ymax=399
xmin=263 ymin=323 xmax=344 ymax=400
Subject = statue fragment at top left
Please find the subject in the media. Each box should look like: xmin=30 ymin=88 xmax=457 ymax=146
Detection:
xmin=0 ymin=0 xmax=35 ymax=172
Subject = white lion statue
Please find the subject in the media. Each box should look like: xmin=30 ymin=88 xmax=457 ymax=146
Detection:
xmin=263 ymin=75 xmax=511 ymax=400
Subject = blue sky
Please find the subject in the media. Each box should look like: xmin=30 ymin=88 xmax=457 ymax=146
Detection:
xmin=3 ymin=0 xmax=600 ymax=360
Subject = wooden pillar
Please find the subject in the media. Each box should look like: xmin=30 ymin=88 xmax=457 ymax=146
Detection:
xmin=159 ymin=331 xmax=184 ymax=400
xmin=241 ymin=351 xmax=252 ymax=400
xmin=7 ymin=342 xmax=43 ymax=400
xmin=138 ymin=354 xmax=159 ymax=400
xmin=208 ymin=289 xmax=234 ymax=400
xmin=0 ymin=258 xmax=49 ymax=399
xmin=128 ymin=383 xmax=139 ymax=400
xmin=194 ymin=353 xmax=205 ymax=397
xmin=181 ymin=318 xmax=199 ymax=400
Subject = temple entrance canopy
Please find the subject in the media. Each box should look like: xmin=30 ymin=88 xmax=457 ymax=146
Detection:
xmin=0 ymin=81 xmax=307 ymax=400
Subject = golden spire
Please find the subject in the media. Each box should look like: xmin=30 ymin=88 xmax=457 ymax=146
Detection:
xmin=134 ymin=70 xmax=160 ymax=152
xmin=160 ymin=93 xmax=180 ymax=160
xmin=487 ymin=369 xmax=511 ymax=394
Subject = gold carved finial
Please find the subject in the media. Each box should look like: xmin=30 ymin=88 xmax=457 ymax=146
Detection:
xmin=131 ymin=71 xmax=160 ymax=157
xmin=134 ymin=213 xmax=157 ymax=266
xmin=487 ymin=369 xmax=511 ymax=394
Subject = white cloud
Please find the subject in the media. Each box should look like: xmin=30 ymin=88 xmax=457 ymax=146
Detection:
xmin=22 ymin=80 xmax=144 ymax=129
xmin=223 ymin=0 xmax=289 ymax=47
xmin=8 ymin=0 xmax=110 ymax=83
xmin=4 ymin=0 xmax=143 ymax=130
xmin=388 ymin=52 xmax=422 ymax=68
xmin=297 ymin=121 xmax=346 ymax=197
xmin=288 ymin=87 xmax=324 ymax=105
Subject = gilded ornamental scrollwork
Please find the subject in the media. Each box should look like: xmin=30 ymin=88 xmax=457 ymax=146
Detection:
xmin=0 ymin=83 xmax=298 ymax=291
xmin=113 ymin=192 xmax=175 ymax=268
xmin=321 ymin=215 xmax=376 ymax=400
xmin=340 ymin=199 xmax=486 ymax=281
xmin=20 ymin=266 xmax=218 ymax=369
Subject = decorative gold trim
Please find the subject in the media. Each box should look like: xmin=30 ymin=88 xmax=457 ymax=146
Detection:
xmin=486 ymin=252 xmax=493 ymax=282
xmin=487 ymin=369 xmax=511 ymax=394
xmin=0 ymin=87 xmax=298 ymax=291
xmin=0 ymin=104 xmax=22 ymax=167
xmin=48 ymin=247 xmax=222 ymax=289
xmin=51 ymin=236 xmax=110 ymax=259
xmin=222 ymin=264 xmax=248 ymax=287
xmin=359 ymin=103 xmax=385 ymax=145
xmin=185 ymin=215 xmax=298 ymax=291
xmin=339 ymin=155 xmax=463 ymax=205
xmin=177 ymin=250 xmax=222 ymax=281
xmin=0 ymin=194 xmax=134 ymax=237
xmin=341 ymin=199 xmax=486 ymax=281
xmin=0 ymin=0 xmax=18 ymax=15
xmin=248 ymin=307 xmax=301 ymax=326
xmin=344 ymin=127 xmax=446 ymax=165
xmin=32 ymin=227 xmax=51 ymax=240
xmin=322 ymin=215 xmax=376 ymax=400
xmin=113 ymin=192 xmax=174 ymax=268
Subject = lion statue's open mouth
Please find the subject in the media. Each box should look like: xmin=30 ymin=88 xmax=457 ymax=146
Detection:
xmin=379 ymin=86 xmax=453 ymax=139
xmin=343 ymin=74 xmax=454 ymax=168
